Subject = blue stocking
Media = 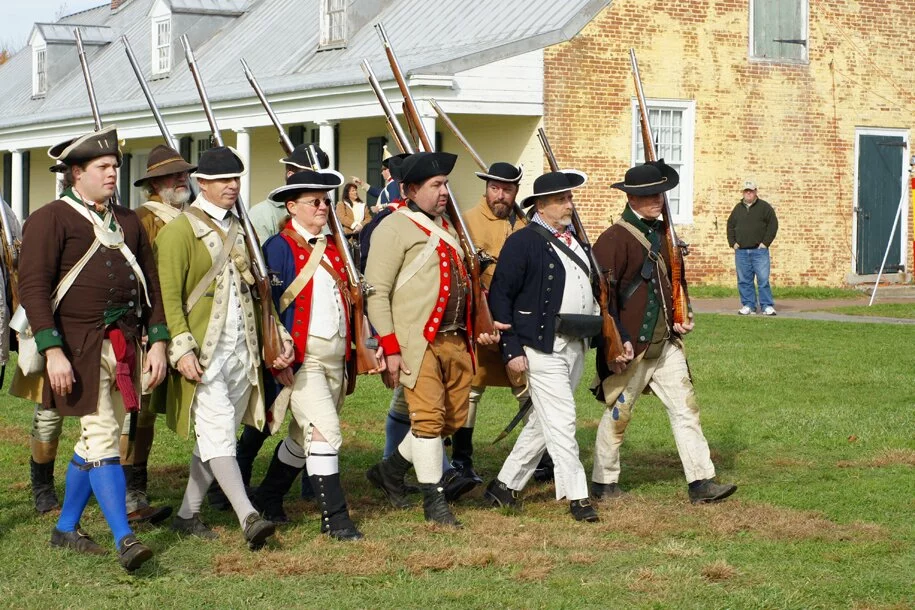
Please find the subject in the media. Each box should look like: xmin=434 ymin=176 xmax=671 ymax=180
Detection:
xmin=56 ymin=454 xmax=93 ymax=533
xmin=88 ymin=461 xmax=133 ymax=545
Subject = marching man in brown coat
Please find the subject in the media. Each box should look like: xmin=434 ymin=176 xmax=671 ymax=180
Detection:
xmin=590 ymin=160 xmax=736 ymax=504
xmin=18 ymin=126 xmax=169 ymax=571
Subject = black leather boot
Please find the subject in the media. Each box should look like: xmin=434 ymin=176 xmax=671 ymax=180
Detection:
xmin=450 ymin=427 xmax=482 ymax=484
xmin=420 ymin=484 xmax=462 ymax=528
xmin=31 ymin=458 xmax=59 ymax=514
xmin=125 ymin=462 xmax=172 ymax=526
xmin=252 ymin=443 xmax=302 ymax=523
xmin=311 ymin=473 xmax=363 ymax=541
xmin=366 ymin=449 xmax=414 ymax=508
xmin=533 ymin=451 xmax=555 ymax=483
xmin=236 ymin=425 xmax=269 ymax=489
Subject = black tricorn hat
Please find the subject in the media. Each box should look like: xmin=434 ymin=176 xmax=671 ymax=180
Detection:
xmin=397 ymin=152 xmax=458 ymax=185
xmin=193 ymin=146 xmax=247 ymax=180
xmin=280 ymin=144 xmax=330 ymax=171
xmin=475 ymin=162 xmax=523 ymax=184
xmin=134 ymin=144 xmax=196 ymax=187
xmin=384 ymin=153 xmax=412 ymax=182
xmin=48 ymin=125 xmax=122 ymax=173
xmin=611 ymin=159 xmax=679 ymax=196
xmin=520 ymin=169 xmax=588 ymax=208
xmin=267 ymin=168 xmax=345 ymax=202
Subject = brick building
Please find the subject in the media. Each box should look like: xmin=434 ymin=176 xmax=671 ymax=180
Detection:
xmin=545 ymin=0 xmax=915 ymax=286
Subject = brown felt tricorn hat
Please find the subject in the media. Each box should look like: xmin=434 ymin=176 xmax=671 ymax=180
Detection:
xmin=48 ymin=125 xmax=122 ymax=173
xmin=133 ymin=145 xmax=196 ymax=187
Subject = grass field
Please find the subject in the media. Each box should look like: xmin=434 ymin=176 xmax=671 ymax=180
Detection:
xmin=0 ymin=314 xmax=912 ymax=609
xmin=822 ymin=303 xmax=915 ymax=319
xmin=688 ymin=285 xmax=863 ymax=300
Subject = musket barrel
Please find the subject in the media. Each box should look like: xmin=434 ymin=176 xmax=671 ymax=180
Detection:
xmin=429 ymin=99 xmax=486 ymax=171
xmin=360 ymin=60 xmax=412 ymax=154
xmin=121 ymin=36 xmax=179 ymax=150
xmin=74 ymin=29 xmax=103 ymax=130
xmin=241 ymin=59 xmax=295 ymax=154
xmin=181 ymin=36 xmax=223 ymax=146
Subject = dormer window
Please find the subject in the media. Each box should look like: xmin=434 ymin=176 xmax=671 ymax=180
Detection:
xmin=319 ymin=0 xmax=346 ymax=49
xmin=32 ymin=43 xmax=47 ymax=97
xmin=152 ymin=16 xmax=172 ymax=75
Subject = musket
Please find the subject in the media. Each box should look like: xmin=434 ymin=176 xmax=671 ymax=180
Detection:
xmin=0 ymin=192 xmax=20 ymax=312
xmin=429 ymin=98 xmax=527 ymax=224
xmin=629 ymin=49 xmax=690 ymax=325
xmin=360 ymin=59 xmax=412 ymax=154
xmin=121 ymin=35 xmax=198 ymax=200
xmin=240 ymin=59 xmax=380 ymax=388
xmin=374 ymin=23 xmax=496 ymax=337
xmin=180 ymin=35 xmax=284 ymax=366
xmin=537 ymin=128 xmax=625 ymax=362
xmin=74 ymin=28 xmax=122 ymax=207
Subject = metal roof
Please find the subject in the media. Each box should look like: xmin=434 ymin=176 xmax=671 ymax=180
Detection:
xmin=0 ymin=0 xmax=611 ymax=132
xmin=33 ymin=24 xmax=115 ymax=45
xmin=168 ymin=0 xmax=249 ymax=15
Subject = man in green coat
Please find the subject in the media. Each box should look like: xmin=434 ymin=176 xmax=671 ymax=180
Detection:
xmin=155 ymin=147 xmax=294 ymax=550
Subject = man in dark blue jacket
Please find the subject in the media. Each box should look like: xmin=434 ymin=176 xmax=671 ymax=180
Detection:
xmin=483 ymin=169 xmax=602 ymax=523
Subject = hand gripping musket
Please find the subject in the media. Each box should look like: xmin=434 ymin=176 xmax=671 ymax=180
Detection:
xmin=0 ymin=192 xmax=20 ymax=313
xmin=629 ymin=49 xmax=691 ymax=325
xmin=121 ymin=35 xmax=199 ymax=201
xmin=374 ymin=23 xmax=496 ymax=338
xmin=74 ymin=28 xmax=122 ymax=207
xmin=536 ymin=128 xmax=625 ymax=362
xmin=429 ymin=99 xmax=528 ymax=226
xmin=240 ymin=59 xmax=380 ymax=388
xmin=180 ymin=35 xmax=284 ymax=366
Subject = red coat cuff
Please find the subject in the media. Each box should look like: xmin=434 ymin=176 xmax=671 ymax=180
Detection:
xmin=378 ymin=333 xmax=401 ymax=356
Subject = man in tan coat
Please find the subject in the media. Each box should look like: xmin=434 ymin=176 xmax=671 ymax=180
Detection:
xmin=451 ymin=162 xmax=527 ymax=487
xmin=364 ymin=152 xmax=500 ymax=527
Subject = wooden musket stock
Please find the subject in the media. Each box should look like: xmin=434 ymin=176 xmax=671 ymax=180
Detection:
xmin=180 ymin=36 xmax=283 ymax=366
xmin=536 ymin=128 xmax=624 ymax=362
xmin=629 ymin=49 xmax=690 ymax=326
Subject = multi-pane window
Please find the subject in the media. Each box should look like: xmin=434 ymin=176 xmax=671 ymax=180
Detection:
xmin=750 ymin=0 xmax=808 ymax=63
xmin=33 ymin=46 xmax=47 ymax=96
xmin=152 ymin=17 xmax=171 ymax=75
xmin=320 ymin=0 xmax=346 ymax=48
xmin=192 ymin=137 xmax=213 ymax=163
xmin=631 ymin=100 xmax=696 ymax=224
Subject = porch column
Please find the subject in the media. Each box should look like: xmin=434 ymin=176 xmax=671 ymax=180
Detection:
xmin=317 ymin=120 xmax=337 ymax=200
xmin=234 ymin=128 xmax=251 ymax=207
xmin=10 ymin=150 xmax=24 ymax=220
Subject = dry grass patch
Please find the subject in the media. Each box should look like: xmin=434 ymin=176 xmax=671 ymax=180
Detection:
xmin=214 ymin=539 xmax=394 ymax=577
xmin=837 ymin=449 xmax=915 ymax=468
xmin=701 ymin=559 xmax=737 ymax=582
xmin=0 ymin=424 xmax=26 ymax=444
xmin=700 ymin=501 xmax=886 ymax=542
xmin=654 ymin=539 xmax=704 ymax=558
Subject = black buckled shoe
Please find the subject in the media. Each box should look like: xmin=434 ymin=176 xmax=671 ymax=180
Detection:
xmin=688 ymin=479 xmax=737 ymax=504
xmin=366 ymin=450 xmax=414 ymax=509
xmin=171 ymin=513 xmax=218 ymax=539
xmin=591 ymin=481 xmax=625 ymax=501
xmin=243 ymin=512 xmax=276 ymax=550
xmin=570 ymin=498 xmax=599 ymax=523
xmin=420 ymin=484 xmax=462 ymax=528
xmin=117 ymin=534 xmax=153 ymax=572
xmin=50 ymin=526 xmax=108 ymax=555
xmin=484 ymin=479 xmax=521 ymax=510
xmin=441 ymin=467 xmax=478 ymax=502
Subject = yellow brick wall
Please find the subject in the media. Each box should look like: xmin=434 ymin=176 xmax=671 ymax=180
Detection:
xmin=544 ymin=0 xmax=915 ymax=286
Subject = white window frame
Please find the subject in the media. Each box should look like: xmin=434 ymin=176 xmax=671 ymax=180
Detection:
xmin=151 ymin=16 xmax=172 ymax=76
xmin=32 ymin=43 xmax=48 ymax=97
xmin=319 ymin=0 xmax=346 ymax=49
xmin=630 ymin=98 xmax=696 ymax=225
xmin=748 ymin=0 xmax=809 ymax=64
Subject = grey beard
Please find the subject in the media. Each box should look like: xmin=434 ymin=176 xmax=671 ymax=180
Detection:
xmin=158 ymin=186 xmax=191 ymax=208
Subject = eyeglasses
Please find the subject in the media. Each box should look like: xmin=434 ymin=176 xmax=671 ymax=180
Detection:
xmin=294 ymin=197 xmax=332 ymax=208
